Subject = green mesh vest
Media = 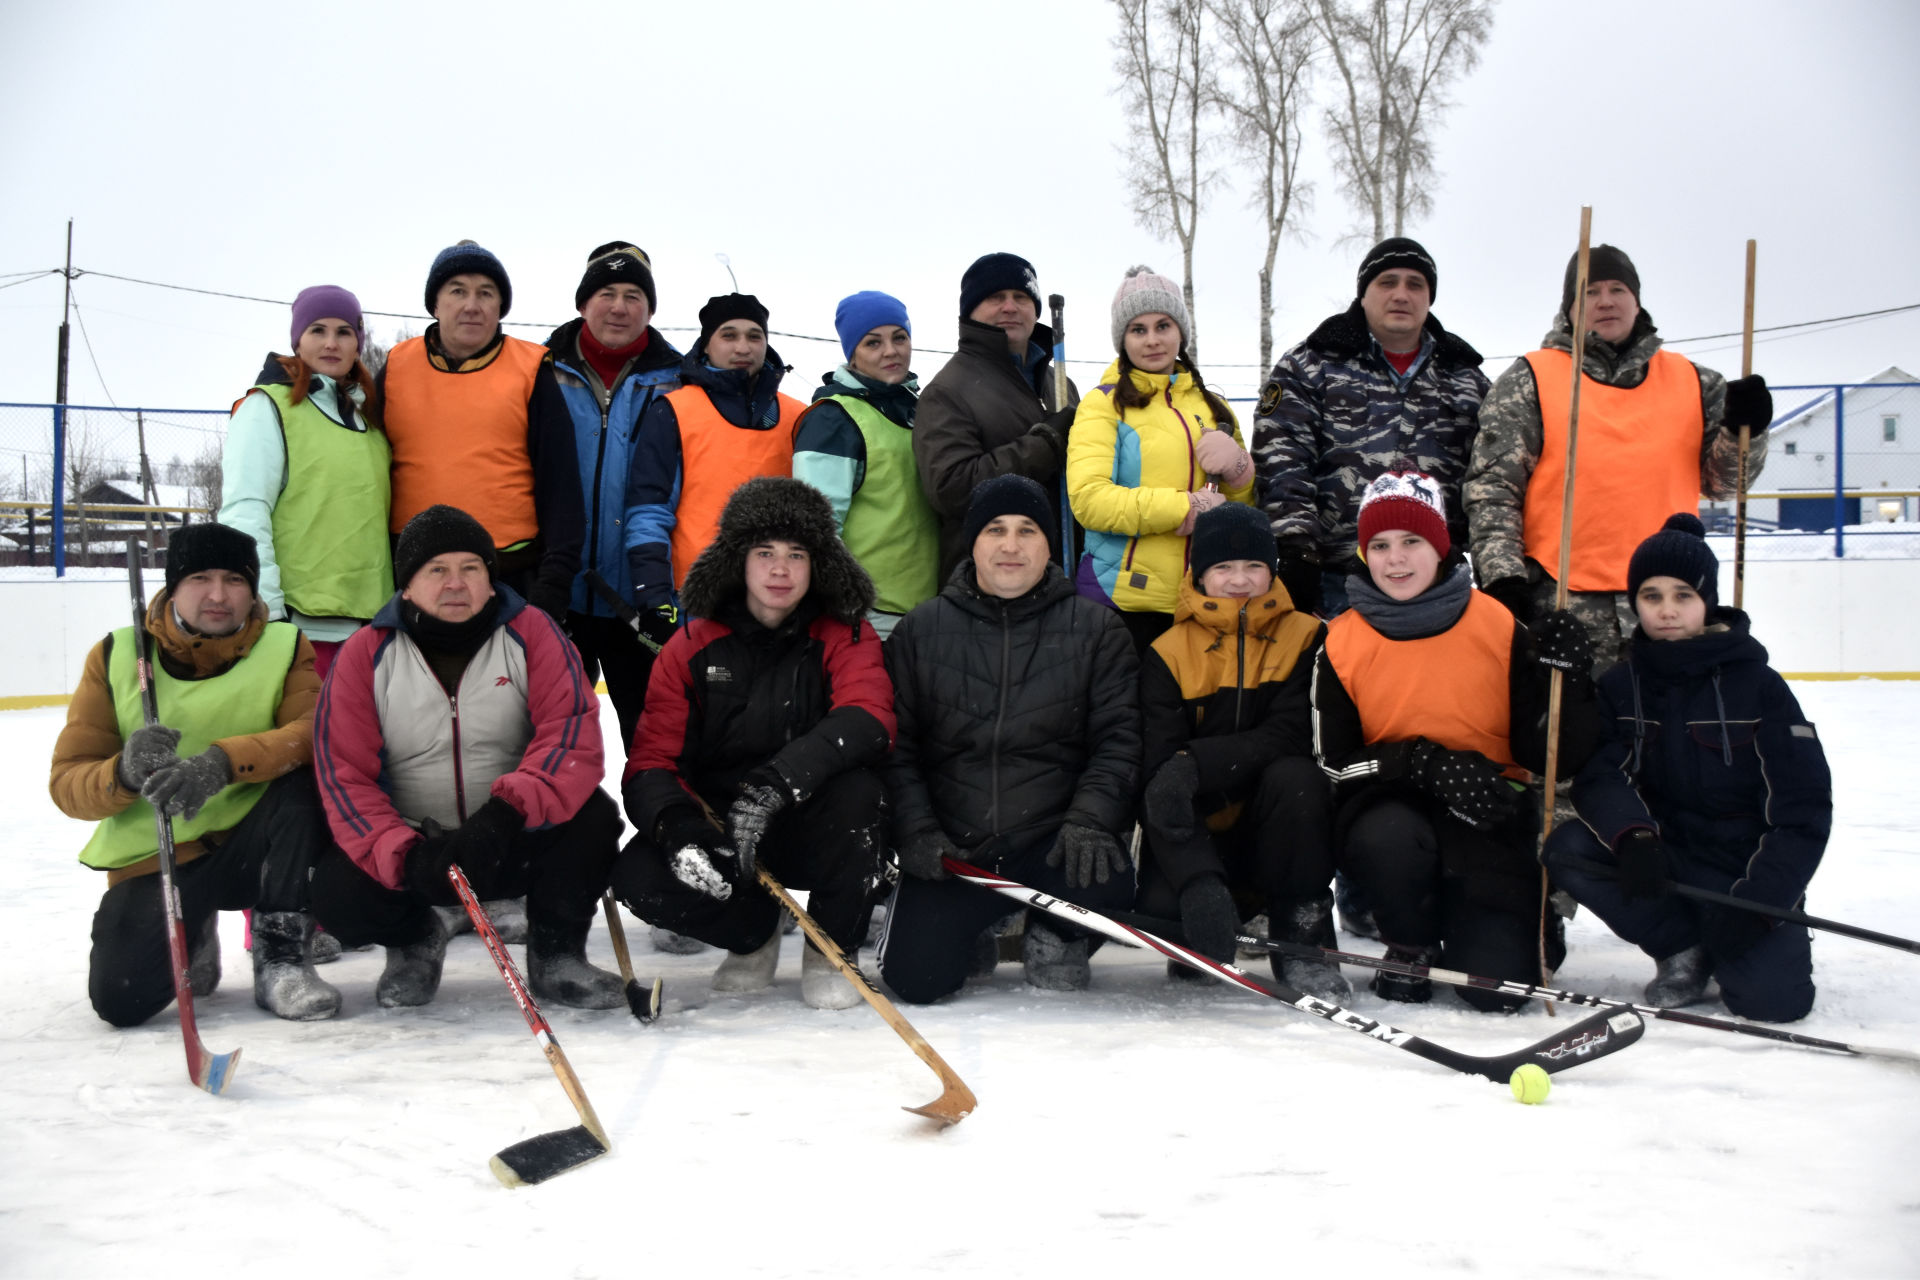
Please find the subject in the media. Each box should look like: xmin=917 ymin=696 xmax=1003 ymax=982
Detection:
xmin=256 ymin=382 xmax=393 ymax=620
xmin=830 ymin=395 xmax=940 ymax=615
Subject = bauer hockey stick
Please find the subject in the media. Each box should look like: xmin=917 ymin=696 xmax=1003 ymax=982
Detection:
xmin=452 ymin=864 xmax=611 ymax=1186
xmin=944 ymin=857 xmax=1644 ymax=1083
xmin=127 ymin=540 xmax=240 ymax=1096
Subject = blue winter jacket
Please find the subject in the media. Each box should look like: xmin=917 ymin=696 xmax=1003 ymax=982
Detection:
xmin=545 ymin=319 xmax=683 ymax=616
xmin=1571 ymin=608 xmax=1832 ymax=910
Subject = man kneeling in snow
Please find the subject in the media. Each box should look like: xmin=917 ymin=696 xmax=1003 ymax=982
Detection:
xmin=611 ymin=477 xmax=896 ymax=1010
xmin=51 ymin=523 xmax=339 ymax=1025
xmin=309 ymin=505 xmax=625 ymax=1009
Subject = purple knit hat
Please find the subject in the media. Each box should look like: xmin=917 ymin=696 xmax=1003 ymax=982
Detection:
xmin=290 ymin=285 xmax=364 ymax=351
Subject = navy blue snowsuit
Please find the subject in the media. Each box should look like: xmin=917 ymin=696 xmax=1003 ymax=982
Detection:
xmin=1544 ymin=609 xmax=1832 ymax=1022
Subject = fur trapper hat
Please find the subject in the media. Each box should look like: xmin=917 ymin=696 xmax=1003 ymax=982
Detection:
xmin=679 ymin=477 xmax=875 ymax=625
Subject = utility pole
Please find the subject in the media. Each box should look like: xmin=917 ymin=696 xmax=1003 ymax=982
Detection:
xmin=52 ymin=219 xmax=72 ymax=577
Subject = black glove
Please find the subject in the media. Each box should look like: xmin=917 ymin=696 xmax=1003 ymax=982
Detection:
xmin=117 ymin=723 xmax=181 ymax=792
xmin=726 ymin=768 xmax=790 ymax=876
xmin=1274 ymin=535 xmax=1322 ymax=616
xmin=1702 ymin=897 xmax=1775 ymax=960
xmin=1142 ymin=754 xmax=1200 ymax=838
xmin=1412 ymin=741 xmax=1520 ymax=832
xmin=1530 ymin=609 xmax=1593 ymax=675
xmin=653 ymin=807 xmax=734 ymax=899
xmin=1029 ymin=405 xmax=1079 ymax=457
xmin=1612 ymin=828 xmax=1669 ymax=901
xmin=408 ymin=796 xmax=527 ymax=901
xmin=141 ymin=745 xmax=231 ymax=820
xmin=1722 ymin=374 xmax=1773 ymax=434
xmin=1045 ymin=822 xmax=1131 ymax=890
xmin=898 ymin=829 xmax=958 ymax=881
xmin=528 ymin=577 xmax=570 ymax=621
xmin=1177 ymin=874 xmax=1240 ymax=962
xmin=636 ymin=603 xmax=679 ymax=654
xmin=1481 ymin=576 xmax=1534 ymax=623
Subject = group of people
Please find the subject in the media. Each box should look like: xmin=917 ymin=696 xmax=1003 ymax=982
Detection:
xmin=52 ymin=232 xmax=1832 ymax=1041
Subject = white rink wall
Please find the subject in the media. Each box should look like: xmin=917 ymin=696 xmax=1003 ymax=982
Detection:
xmin=1 ymin=553 xmax=1915 ymax=704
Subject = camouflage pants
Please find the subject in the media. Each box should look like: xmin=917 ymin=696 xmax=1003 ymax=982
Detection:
xmin=1526 ymin=569 xmax=1638 ymax=678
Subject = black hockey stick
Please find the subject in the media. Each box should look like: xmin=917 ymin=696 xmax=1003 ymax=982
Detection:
xmin=127 ymin=540 xmax=240 ymax=1095
xmin=1562 ymin=854 xmax=1920 ymax=956
xmin=1108 ymin=907 xmax=1919 ymax=1064
xmin=1047 ymin=293 xmax=1075 ymax=561
xmin=452 ymin=865 xmax=610 ymax=1186
xmin=944 ymin=858 xmax=1643 ymax=1083
xmin=585 ymin=570 xmax=662 ymax=654
xmin=601 ymin=892 xmax=664 ymax=1024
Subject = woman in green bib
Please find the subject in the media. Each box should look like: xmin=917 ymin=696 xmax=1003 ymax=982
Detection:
xmin=792 ymin=291 xmax=939 ymax=640
xmin=221 ymin=285 xmax=394 ymax=678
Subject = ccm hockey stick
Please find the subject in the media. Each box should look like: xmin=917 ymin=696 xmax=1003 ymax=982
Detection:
xmin=757 ymin=867 xmax=976 ymax=1126
xmin=452 ymin=865 xmax=611 ymax=1186
xmin=601 ymin=892 xmax=664 ymax=1023
xmin=1111 ymin=908 xmax=1919 ymax=1064
xmin=127 ymin=540 xmax=240 ymax=1096
xmin=944 ymin=857 xmax=1644 ymax=1083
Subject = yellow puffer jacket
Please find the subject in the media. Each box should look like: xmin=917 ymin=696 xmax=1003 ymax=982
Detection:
xmin=1067 ymin=359 xmax=1254 ymax=615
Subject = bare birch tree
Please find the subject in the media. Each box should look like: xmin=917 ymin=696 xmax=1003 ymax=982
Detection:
xmin=1112 ymin=0 xmax=1216 ymax=358
xmin=1207 ymin=0 xmax=1318 ymax=372
xmin=1311 ymin=0 xmax=1493 ymax=243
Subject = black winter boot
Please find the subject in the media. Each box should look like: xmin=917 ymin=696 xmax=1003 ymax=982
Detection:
xmin=1370 ymin=944 xmax=1438 ymax=1003
xmin=527 ymin=918 xmax=625 ymax=1010
xmin=1272 ymin=894 xmax=1353 ymax=1001
xmin=1645 ymin=944 xmax=1711 ymax=1009
xmin=1023 ymin=915 xmax=1091 ymax=991
xmin=251 ymin=912 xmax=342 ymax=1021
xmin=377 ymin=913 xmax=449 ymax=1008
xmin=188 ymin=911 xmax=221 ymax=998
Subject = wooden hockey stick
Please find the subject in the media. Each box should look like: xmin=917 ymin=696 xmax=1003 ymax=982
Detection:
xmin=1733 ymin=239 xmax=1757 ymax=608
xmin=755 ymin=866 xmax=976 ymax=1126
xmin=452 ymin=864 xmax=610 ymax=1187
xmin=601 ymin=892 xmax=663 ymax=1023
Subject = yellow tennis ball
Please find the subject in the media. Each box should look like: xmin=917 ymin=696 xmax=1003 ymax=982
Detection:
xmin=1509 ymin=1063 xmax=1551 ymax=1105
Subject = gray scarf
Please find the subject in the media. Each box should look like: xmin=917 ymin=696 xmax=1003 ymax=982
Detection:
xmin=1344 ymin=560 xmax=1473 ymax=639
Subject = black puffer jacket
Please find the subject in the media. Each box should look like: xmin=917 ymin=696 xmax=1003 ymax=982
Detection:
xmin=885 ymin=562 xmax=1140 ymax=850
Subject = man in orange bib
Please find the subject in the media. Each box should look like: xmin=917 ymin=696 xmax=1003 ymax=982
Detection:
xmin=1463 ymin=245 xmax=1772 ymax=672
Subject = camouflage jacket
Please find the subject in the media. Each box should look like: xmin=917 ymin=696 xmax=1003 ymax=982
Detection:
xmin=1252 ymin=302 xmax=1489 ymax=566
xmin=1463 ymin=312 xmax=1765 ymax=586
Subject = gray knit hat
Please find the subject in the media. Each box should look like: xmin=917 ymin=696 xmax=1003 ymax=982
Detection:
xmin=1110 ymin=265 xmax=1191 ymax=353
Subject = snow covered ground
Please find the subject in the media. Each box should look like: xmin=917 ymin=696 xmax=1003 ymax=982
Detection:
xmin=7 ymin=687 xmax=1918 ymax=1278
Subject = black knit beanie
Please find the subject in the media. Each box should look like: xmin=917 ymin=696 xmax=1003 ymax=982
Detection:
xmin=1357 ymin=237 xmax=1437 ymax=301
xmin=575 ymin=241 xmax=657 ymax=312
xmin=962 ymin=474 xmax=1057 ymax=560
xmin=1627 ymin=512 xmax=1718 ymax=607
xmin=424 ymin=240 xmax=512 ymax=317
xmin=1190 ymin=502 xmax=1278 ymax=583
xmin=1562 ymin=244 xmax=1640 ymax=325
xmin=166 ymin=522 xmax=260 ymax=594
xmin=394 ymin=505 xmax=497 ymax=588
xmin=697 ymin=293 xmax=771 ymax=352
xmin=960 ymin=252 xmax=1042 ymax=319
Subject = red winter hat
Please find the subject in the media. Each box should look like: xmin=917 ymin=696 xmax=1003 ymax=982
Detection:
xmin=1356 ymin=468 xmax=1449 ymax=559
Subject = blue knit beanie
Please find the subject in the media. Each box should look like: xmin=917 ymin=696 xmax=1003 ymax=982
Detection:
xmin=834 ymin=291 xmax=911 ymax=360
xmin=424 ymin=240 xmax=512 ymax=317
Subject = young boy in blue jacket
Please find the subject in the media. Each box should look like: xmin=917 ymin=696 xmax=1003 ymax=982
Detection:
xmin=1545 ymin=514 xmax=1832 ymax=1022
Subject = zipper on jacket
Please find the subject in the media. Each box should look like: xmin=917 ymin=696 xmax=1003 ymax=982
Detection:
xmin=989 ymin=607 xmax=1011 ymax=836
xmin=449 ymin=690 xmax=468 ymax=822
xmin=1234 ymin=605 xmax=1247 ymax=728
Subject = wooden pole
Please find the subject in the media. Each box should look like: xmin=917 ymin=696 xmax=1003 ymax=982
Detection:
xmin=1733 ymin=240 xmax=1757 ymax=607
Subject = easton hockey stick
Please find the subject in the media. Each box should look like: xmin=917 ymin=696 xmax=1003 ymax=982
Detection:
xmin=127 ymin=540 xmax=240 ymax=1096
xmin=452 ymin=865 xmax=611 ymax=1186
xmin=1108 ymin=908 xmax=1918 ymax=1064
xmin=601 ymin=892 xmax=664 ymax=1023
xmin=943 ymin=857 xmax=1644 ymax=1083
xmin=756 ymin=867 xmax=976 ymax=1126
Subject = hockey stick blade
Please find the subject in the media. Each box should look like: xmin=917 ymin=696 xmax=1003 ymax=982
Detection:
xmin=945 ymin=858 xmax=1643 ymax=1083
xmin=489 ymin=1124 xmax=611 ymax=1188
xmin=601 ymin=893 xmax=664 ymax=1024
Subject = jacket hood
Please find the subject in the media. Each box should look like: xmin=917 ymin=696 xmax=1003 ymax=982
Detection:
xmin=679 ymin=476 xmax=876 ymax=626
xmin=1540 ymin=309 xmax=1662 ymax=382
xmin=811 ymin=364 xmax=920 ymax=426
xmin=1171 ymin=576 xmax=1297 ymax=635
xmin=677 ymin=344 xmax=792 ymax=426
xmin=1304 ymin=300 xmax=1483 ymax=370
xmin=1629 ymin=606 xmax=1768 ymax=680
xmin=253 ymin=352 xmax=295 ymax=386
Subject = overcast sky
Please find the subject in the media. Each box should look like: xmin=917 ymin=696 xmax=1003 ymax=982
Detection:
xmin=2 ymin=0 xmax=1915 ymax=412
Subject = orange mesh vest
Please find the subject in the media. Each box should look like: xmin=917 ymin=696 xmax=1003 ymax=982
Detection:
xmin=1324 ymin=591 xmax=1522 ymax=775
xmin=1522 ymin=348 xmax=1704 ymax=592
xmin=383 ymin=335 xmax=547 ymax=545
xmin=665 ymin=385 xmax=801 ymax=586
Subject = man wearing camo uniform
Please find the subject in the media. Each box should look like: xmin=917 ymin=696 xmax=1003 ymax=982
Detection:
xmin=1252 ymin=237 xmax=1490 ymax=618
xmin=1463 ymin=244 xmax=1771 ymax=675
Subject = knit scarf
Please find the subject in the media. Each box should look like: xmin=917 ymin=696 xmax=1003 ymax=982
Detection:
xmin=1343 ymin=560 xmax=1473 ymax=640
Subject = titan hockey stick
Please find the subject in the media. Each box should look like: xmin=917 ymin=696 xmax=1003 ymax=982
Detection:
xmin=1109 ymin=907 xmax=1918 ymax=1064
xmin=601 ymin=892 xmax=664 ymax=1024
xmin=944 ymin=857 xmax=1644 ymax=1083
xmin=452 ymin=865 xmax=610 ymax=1186
xmin=127 ymin=540 xmax=240 ymax=1096
xmin=1562 ymin=854 xmax=1920 ymax=956
xmin=756 ymin=867 xmax=976 ymax=1125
